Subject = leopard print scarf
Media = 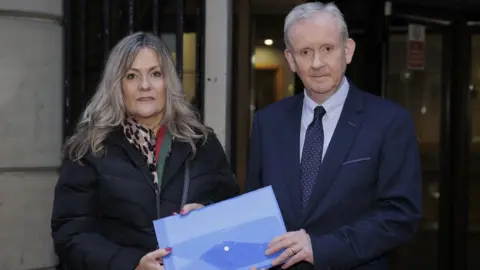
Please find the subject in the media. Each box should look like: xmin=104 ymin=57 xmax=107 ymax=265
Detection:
xmin=122 ymin=116 xmax=159 ymax=185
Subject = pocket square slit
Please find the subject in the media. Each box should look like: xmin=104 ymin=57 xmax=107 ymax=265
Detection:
xmin=342 ymin=157 xmax=371 ymax=165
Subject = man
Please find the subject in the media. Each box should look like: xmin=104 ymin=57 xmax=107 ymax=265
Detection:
xmin=247 ymin=2 xmax=422 ymax=270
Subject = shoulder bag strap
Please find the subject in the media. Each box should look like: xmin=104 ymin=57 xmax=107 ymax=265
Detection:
xmin=181 ymin=158 xmax=190 ymax=208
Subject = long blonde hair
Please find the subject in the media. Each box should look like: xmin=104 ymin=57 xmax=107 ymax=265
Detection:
xmin=64 ymin=32 xmax=208 ymax=161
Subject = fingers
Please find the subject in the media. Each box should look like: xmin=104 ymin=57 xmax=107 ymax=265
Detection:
xmin=271 ymin=248 xmax=290 ymax=266
xmin=267 ymin=230 xmax=309 ymax=267
xmin=279 ymin=244 xmax=303 ymax=269
xmin=271 ymin=244 xmax=301 ymax=266
xmin=148 ymin=247 xmax=172 ymax=259
xmin=172 ymin=203 xmax=205 ymax=216
xmin=266 ymin=233 xmax=295 ymax=256
xmin=270 ymin=229 xmax=313 ymax=268
xmin=269 ymin=231 xmax=295 ymax=247
xmin=179 ymin=203 xmax=204 ymax=215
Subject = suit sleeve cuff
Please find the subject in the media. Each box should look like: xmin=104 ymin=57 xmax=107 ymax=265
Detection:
xmin=311 ymin=234 xmax=356 ymax=269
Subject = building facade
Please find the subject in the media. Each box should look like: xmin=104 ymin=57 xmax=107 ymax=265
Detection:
xmin=1 ymin=0 xmax=480 ymax=269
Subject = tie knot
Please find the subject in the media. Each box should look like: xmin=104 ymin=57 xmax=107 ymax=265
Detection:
xmin=314 ymin=106 xmax=326 ymax=120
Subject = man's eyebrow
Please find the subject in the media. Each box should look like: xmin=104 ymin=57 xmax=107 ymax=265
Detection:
xmin=296 ymin=46 xmax=311 ymax=52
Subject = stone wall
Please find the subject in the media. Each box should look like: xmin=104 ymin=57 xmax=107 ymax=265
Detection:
xmin=0 ymin=0 xmax=62 ymax=269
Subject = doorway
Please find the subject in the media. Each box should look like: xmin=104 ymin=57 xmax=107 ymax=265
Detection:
xmin=383 ymin=6 xmax=478 ymax=270
xmin=384 ymin=20 xmax=447 ymax=270
xmin=468 ymin=26 xmax=480 ymax=270
xmin=254 ymin=66 xmax=283 ymax=111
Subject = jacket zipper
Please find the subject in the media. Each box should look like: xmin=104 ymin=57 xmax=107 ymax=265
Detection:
xmin=155 ymin=182 xmax=162 ymax=219
xmin=134 ymin=163 xmax=161 ymax=221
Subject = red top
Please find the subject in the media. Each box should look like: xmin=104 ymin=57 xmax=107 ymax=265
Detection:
xmin=154 ymin=126 xmax=169 ymax=160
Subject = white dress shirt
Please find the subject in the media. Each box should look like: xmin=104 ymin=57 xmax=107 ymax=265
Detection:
xmin=300 ymin=77 xmax=349 ymax=160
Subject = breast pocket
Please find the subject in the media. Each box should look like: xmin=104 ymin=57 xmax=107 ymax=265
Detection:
xmin=342 ymin=154 xmax=374 ymax=170
xmin=338 ymin=156 xmax=376 ymax=189
xmin=333 ymin=156 xmax=377 ymax=214
xmin=342 ymin=157 xmax=372 ymax=166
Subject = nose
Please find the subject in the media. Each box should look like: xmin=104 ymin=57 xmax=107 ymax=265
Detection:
xmin=311 ymin=52 xmax=325 ymax=69
xmin=139 ymin=75 xmax=151 ymax=91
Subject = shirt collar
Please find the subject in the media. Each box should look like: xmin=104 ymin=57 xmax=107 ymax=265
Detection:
xmin=303 ymin=76 xmax=349 ymax=116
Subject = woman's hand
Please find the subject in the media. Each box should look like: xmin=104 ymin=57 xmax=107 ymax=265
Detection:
xmin=173 ymin=203 xmax=204 ymax=215
xmin=135 ymin=247 xmax=172 ymax=270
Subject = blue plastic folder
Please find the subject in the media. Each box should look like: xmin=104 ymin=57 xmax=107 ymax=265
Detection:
xmin=153 ymin=185 xmax=287 ymax=270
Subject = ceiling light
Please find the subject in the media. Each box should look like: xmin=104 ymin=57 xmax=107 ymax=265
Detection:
xmin=264 ymin=39 xmax=273 ymax=46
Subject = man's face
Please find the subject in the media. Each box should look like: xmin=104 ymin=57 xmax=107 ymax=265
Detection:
xmin=284 ymin=13 xmax=355 ymax=98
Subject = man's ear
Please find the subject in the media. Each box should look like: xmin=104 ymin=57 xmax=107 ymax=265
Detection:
xmin=345 ymin=38 xmax=356 ymax=64
xmin=284 ymin=49 xmax=297 ymax=73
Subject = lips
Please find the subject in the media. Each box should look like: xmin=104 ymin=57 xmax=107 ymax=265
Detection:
xmin=137 ymin=97 xmax=154 ymax=101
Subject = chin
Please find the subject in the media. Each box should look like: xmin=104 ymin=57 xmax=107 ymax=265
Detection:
xmin=135 ymin=110 xmax=160 ymax=119
xmin=309 ymin=85 xmax=335 ymax=95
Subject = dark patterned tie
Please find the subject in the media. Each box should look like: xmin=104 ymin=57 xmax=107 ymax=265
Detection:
xmin=300 ymin=106 xmax=326 ymax=208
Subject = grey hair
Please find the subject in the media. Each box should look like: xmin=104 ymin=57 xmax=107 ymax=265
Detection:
xmin=284 ymin=2 xmax=349 ymax=48
xmin=63 ymin=32 xmax=208 ymax=161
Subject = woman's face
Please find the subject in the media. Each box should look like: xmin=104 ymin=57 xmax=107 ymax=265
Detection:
xmin=122 ymin=47 xmax=166 ymax=126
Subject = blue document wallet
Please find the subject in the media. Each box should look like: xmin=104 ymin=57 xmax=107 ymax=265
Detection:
xmin=153 ymin=185 xmax=287 ymax=270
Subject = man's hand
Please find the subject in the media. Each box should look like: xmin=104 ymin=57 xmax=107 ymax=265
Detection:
xmin=173 ymin=203 xmax=204 ymax=215
xmin=266 ymin=229 xmax=314 ymax=269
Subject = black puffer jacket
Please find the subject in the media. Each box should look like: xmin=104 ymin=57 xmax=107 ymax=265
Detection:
xmin=51 ymin=128 xmax=239 ymax=270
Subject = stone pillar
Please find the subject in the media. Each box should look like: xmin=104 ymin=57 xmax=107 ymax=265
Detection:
xmin=0 ymin=0 xmax=62 ymax=269
xmin=203 ymin=0 xmax=233 ymax=153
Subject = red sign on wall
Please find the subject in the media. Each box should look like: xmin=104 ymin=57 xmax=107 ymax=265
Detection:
xmin=407 ymin=24 xmax=426 ymax=70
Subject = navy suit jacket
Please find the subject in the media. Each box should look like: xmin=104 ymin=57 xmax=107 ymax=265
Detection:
xmin=246 ymin=84 xmax=422 ymax=270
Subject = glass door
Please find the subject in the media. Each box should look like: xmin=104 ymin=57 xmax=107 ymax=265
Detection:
xmin=383 ymin=13 xmax=450 ymax=270
xmin=468 ymin=23 xmax=480 ymax=270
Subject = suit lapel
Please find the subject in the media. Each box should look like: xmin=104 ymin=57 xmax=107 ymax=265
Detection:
xmin=303 ymin=85 xmax=364 ymax=224
xmin=281 ymin=94 xmax=304 ymax=224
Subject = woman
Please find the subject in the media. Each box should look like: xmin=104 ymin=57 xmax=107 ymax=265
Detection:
xmin=51 ymin=32 xmax=239 ymax=270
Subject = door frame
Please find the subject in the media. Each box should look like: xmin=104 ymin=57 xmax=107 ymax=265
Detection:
xmin=385 ymin=3 xmax=472 ymax=269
